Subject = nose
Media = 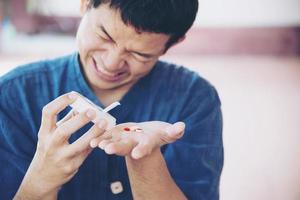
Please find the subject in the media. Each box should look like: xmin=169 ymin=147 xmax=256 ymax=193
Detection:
xmin=101 ymin=48 xmax=125 ymax=71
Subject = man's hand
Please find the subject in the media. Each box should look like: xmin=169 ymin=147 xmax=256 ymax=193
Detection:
xmin=90 ymin=121 xmax=185 ymax=159
xmin=14 ymin=92 xmax=107 ymax=199
xmin=90 ymin=121 xmax=187 ymax=200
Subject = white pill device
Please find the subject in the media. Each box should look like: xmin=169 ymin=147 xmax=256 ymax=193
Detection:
xmin=69 ymin=92 xmax=120 ymax=130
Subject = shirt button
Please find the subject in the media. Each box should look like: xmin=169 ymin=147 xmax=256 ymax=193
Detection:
xmin=110 ymin=181 xmax=123 ymax=194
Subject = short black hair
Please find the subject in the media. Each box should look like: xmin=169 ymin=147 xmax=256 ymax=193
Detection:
xmin=88 ymin=0 xmax=198 ymax=51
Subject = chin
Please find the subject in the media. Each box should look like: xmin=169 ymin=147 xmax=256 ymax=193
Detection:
xmin=92 ymin=79 xmax=133 ymax=91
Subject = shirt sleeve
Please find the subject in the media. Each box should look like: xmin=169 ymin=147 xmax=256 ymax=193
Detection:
xmin=0 ymin=84 xmax=37 ymax=200
xmin=163 ymin=78 xmax=224 ymax=200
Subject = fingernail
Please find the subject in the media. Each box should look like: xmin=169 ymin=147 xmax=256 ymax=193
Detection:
xmin=98 ymin=143 xmax=104 ymax=150
xmin=98 ymin=120 xmax=107 ymax=129
xmin=165 ymin=125 xmax=175 ymax=135
xmin=68 ymin=91 xmax=77 ymax=100
xmin=86 ymin=109 xmax=95 ymax=118
xmin=132 ymin=151 xmax=142 ymax=159
xmin=90 ymin=140 xmax=97 ymax=148
xmin=174 ymin=122 xmax=185 ymax=133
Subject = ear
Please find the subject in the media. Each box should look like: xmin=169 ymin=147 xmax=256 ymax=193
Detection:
xmin=172 ymin=35 xmax=186 ymax=47
xmin=162 ymin=35 xmax=186 ymax=54
xmin=80 ymin=0 xmax=90 ymax=15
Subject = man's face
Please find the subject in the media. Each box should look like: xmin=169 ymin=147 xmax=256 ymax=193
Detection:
xmin=76 ymin=3 xmax=170 ymax=92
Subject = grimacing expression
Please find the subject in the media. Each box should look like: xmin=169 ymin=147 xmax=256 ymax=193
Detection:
xmin=76 ymin=3 xmax=171 ymax=91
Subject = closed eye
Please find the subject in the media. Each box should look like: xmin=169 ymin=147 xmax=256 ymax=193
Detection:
xmin=100 ymin=25 xmax=115 ymax=43
xmin=96 ymin=32 xmax=110 ymax=42
xmin=131 ymin=53 xmax=154 ymax=62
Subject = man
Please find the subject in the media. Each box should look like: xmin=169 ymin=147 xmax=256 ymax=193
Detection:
xmin=0 ymin=0 xmax=223 ymax=199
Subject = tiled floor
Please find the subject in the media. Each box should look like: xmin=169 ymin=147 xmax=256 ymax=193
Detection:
xmin=1 ymin=52 xmax=300 ymax=200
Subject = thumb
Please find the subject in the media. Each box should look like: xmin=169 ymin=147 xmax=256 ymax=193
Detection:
xmin=165 ymin=122 xmax=185 ymax=139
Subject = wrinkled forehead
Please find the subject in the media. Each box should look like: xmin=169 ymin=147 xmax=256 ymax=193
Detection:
xmin=89 ymin=4 xmax=170 ymax=54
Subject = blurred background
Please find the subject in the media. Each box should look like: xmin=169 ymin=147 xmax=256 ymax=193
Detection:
xmin=0 ymin=0 xmax=300 ymax=199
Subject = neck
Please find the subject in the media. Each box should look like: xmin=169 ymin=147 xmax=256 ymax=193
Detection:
xmin=93 ymin=81 xmax=136 ymax=107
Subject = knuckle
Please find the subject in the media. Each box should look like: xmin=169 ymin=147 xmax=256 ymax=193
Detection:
xmin=55 ymin=127 xmax=64 ymax=135
xmin=62 ymin=94 xmax=72 ymax=103
xmin=90 ymin=127 xmax=104 ymax=137
xmin=42 ymin=104 xmax=56 ymax=118
xmin=54 ymin=127 xmax=68 ymax=140
xmin=79 ymin=112 xmax=91 ymax=121
xmin=42 ymin=105 xmax=52 ymax=116
xmin=73 ymin=113 xmax=91 ymax=126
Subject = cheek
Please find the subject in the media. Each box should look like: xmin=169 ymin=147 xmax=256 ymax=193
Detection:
xmin=77 ymin=25 xmax=102 ymax=56
xmin=78 ymin=33 xmax=100 ymax=54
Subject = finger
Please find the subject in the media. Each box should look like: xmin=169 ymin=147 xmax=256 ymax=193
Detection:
xmin=90 ymin=132 xmax=112 ymax=148
xmin=131 ymin=142 xmax=153 ymax=159
xmin=53 ymin=109 xmax=96 ymax=144
xmin=159 ymin=122 xmax=186 ymax=145
xmin=165 ymin=122 xmax=186 ymax=140
xmin=66 ymin=120 xmax=107 ymax=156
xmin=92 ymin=127 xmax=125 ymax=148
xmin=98 ymin=139 xmax=115 ymax=150
xmin=97 ymin=126 xmax=134 ymax=148
xmin=40 ymin=91 xmax=78 ymax=132
xmin=56 ymin=109 xmax=75 ymax=127
xmin=104 ymin=138 xmax=136 ymax=155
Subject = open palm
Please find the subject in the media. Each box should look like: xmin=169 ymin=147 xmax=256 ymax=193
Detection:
xmin=90 ymin=121 xmax=185 ymax=159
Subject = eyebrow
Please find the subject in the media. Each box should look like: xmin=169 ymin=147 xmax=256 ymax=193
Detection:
xmin=100 ymin=25 xmax=115 ymax=43
xmin=131 ymin=51 xmax=156 ymax=58
xmin=100 ymin=25 xmax=157 ymax=58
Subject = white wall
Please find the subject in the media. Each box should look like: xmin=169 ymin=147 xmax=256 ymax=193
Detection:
xmin=196 ymin=0 xmax=300 ymax=27
xmin=162 ymin=55 xmax=300 ymax=200
xmin=28 ymin=0 xmax=80 ymax=16
xmin=30 ymin=0 xmax=300 ymax=27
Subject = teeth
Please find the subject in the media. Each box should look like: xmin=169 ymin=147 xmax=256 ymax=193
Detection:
xmin=94 ymin=59 xmax=126 ymax=77
xmin=99 ymin=67 xmax=116 ymax=77
xmin=97 ymin=65 xmax=119 ymax=77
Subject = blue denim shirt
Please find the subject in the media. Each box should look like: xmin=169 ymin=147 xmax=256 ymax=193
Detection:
xmin=0 ymin=53 xmax=223 ymax=200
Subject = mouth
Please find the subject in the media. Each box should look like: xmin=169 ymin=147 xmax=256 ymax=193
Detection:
xmin=92 ymin=58 xmax=128 ymax=82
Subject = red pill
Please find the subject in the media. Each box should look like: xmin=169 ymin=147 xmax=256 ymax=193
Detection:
xmin=123 ymin=127 xmax=130 ymax=131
